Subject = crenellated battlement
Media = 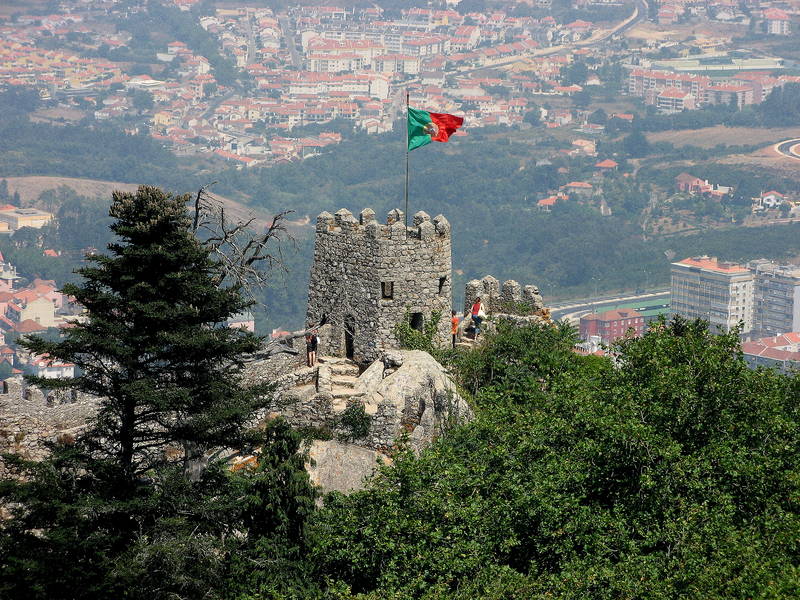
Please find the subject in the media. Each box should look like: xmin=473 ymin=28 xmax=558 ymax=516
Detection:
xmin=464 ymin=275 xmax=545 ymax=316
xmin=315 ymin=208 xmax=450 ymax=242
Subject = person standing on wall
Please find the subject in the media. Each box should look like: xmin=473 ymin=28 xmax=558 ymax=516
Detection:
xmin=451 ymin=310 xmax=459 ymax=348
xmin=306 ymin=331 xmax=319 ymax=367
xmin=471 ymin=297 xmax=486 ymax=339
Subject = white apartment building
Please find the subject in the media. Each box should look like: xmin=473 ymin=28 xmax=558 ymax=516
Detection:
xmin=670 ymin=256 xmax=755 ymax=333
xmin=748 ymin=259 xmax=800 ymax=337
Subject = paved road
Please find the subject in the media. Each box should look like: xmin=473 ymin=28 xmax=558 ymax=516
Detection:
xmin=551 ymin=290 xmax=670 ymax=323
xmin=245 ymin=12 xmax=257 ymax=66
xmin=774 ymin=138 xmax=800 ymax=161
xmin=278 ymin=14 xmax=302 ymax=69
xmin=455 ymin=0 xmax=647 ymax=74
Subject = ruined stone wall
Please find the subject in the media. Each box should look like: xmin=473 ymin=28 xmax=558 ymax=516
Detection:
xmin=307 ymin=207 xmax=452 ymax=364
xmin=0 ymin=377 xmax=101 ymax=479
xmin=464 ymin=275 xmax=545 ymax=316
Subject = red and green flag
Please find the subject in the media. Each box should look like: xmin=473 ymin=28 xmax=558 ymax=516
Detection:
xmin=407 ymin=107 xmax=464 ymax=151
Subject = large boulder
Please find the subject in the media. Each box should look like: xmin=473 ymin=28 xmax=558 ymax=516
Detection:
xmin=356 ymin=350 xmax=472 ymax=453
xmin=305 ymin=439 xmax=389 ymax=494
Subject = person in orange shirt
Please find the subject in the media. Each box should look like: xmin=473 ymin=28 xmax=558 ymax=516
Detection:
xmin=451 ymin=310 xmax=459 ymax=348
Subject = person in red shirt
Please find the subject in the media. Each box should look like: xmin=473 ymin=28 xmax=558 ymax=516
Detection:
xmin=471 ymin=297 xmax=486 ymax=339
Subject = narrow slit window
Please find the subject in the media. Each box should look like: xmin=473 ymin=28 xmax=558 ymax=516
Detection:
xmin=438 ymin=276 xmax=447 ymax=295
xmin=381 ymin=281 xmax=394 ymax=299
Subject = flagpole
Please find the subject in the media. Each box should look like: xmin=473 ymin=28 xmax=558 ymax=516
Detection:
xmin=404 ymin=89 xmax=409 ymax=234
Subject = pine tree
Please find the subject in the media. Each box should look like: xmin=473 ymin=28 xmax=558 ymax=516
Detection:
xmin=21 ymin=185 xmax=270 ymax=482
xmin=0 ymin=186 xmax=309 ymax=599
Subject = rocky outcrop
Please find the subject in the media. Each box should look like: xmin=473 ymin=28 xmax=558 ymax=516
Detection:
xmin=267 ymin=350 xmax=472 ymax=453
xmin=257 ymin=349 xmax=472 ymax=493
xmin=306 ymin=440 xmax=390 ymax=494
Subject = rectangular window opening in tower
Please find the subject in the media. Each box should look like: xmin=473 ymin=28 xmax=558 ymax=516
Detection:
xmin=410 ymin=312 xmax=424 ymax=331
xmin=438 ymin=276 xmax=447 ymax=295
xmin=382 ymin=281 xmax=394 ymax=299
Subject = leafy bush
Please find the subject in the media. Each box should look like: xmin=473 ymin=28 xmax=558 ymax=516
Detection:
xmin=394 ymin=310 xmax=442 ymax=354
xmin=337 ymin=402 xmax=371 ymax=442
xmin=310 ymin=318 xmax=800 ymax=598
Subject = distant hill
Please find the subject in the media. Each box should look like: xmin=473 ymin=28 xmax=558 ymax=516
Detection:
xmin=3 ymin=175 xmax=279 ymax=229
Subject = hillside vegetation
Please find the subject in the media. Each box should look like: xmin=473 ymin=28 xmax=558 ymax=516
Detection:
xmin=4 ymin=89 xmax=800 ymax=331
xmin=4 ymin=304 xmax=800 ymax=599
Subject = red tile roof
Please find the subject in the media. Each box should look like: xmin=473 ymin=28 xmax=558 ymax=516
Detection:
xmin=674 ymin=256 xmax=748 ymax=273
xmin=595 ymin=159 xmax=618 ymax=168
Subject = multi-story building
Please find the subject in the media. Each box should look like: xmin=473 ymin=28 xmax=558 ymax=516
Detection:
xmin=704 ymin=84 xmax=754 ymax=109
xmin=0 ymin=207 xmax=53 ymax=230
xmin=764 ymin=8 xmax=791 ymax=35
xmin=670 ymin=256 xmax=755 ymax=333
xmin=629 ymin=69 xmax=712 ymax=100
xmin=748 ymin=260 xmax=800 ymax=336
xmin=579 ymin=309 xmax=645 ymax=345
xmin=655 ymin=87 xmax=696 ymax=113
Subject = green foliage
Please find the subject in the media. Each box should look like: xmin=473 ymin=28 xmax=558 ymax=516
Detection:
xmin=129 ymin=88 xmax=154 ymax=113
xmin=0 ymin=85 xmax=40 ymax=120
xmin=622 ymin=129 xmax=650 ymax=158
xmin=394 ymin=310 xmax=442 ymax=354
xmin=758 ymin=83 xmax=800 ymax=126
xmin=588 ymin=108 xmax=607 ymax=125
xmin=337 ymin=402 xmax=371 ymax=442
xmin=310 ymin=318 xmax=800 ymax=598
xmin=0 ymin=119 xmax=181 ymax=185
xmin=523 ymin=105 xmax=541 ymax=126
xmin=561 ymin=61 xmax=589 ymax=86
xmin=497 ymin=300 xmax=540 ymax=316
xmin=0 ymin=186 xmax=317 ymax=599
xmin=225 ymin=419 xmax=319 ymax=597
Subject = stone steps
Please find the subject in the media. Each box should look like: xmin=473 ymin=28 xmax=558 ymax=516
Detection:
xmin=331 ymin=374 xmax=359 ymax=389
xmin=331 ymin=386 xmax=363 ymax=400
xmin=329 ymin=362 xmax=360 ymax=377
xmin=280 ymin=355 xmax=365 ymax=415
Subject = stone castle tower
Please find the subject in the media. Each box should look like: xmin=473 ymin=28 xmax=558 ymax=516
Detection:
xmin=306 ymin=207 xmax=452 ymax=364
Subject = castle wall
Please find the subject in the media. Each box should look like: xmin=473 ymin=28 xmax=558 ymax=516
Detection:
xmin=307 ymin=208 xmax=452 ymax=364
xmin=0 ymin=378 xmax=101 ymax=479
xmin=464 ymin=275 xmax=544 ymax=316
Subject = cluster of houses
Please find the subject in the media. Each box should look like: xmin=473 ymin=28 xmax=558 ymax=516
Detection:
xmin=1 ymin=0 xmax=798 ymax=167
xmin=143 ymin=3 xmax=620 ymax=163
xmin=536 ymin=159 xmax=621 ymax=212
xmin=0 ymin=254 xmax=81 ymax=380
xmin=674 ymin=172 xmax=799 ymax=214
xmin=628 ymin=68 xmax=800 ymax=113
xmin=0 ymin=0 xmax=632 ymax=166
xmin=656 ymin=0 xmax=793 ymax=33
xmin=0 ymin=38 xmax=123 ymax=93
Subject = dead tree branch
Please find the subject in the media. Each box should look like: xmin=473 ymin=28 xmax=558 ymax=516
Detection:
xmin=191 ymin=184 xmax=294 ymax=305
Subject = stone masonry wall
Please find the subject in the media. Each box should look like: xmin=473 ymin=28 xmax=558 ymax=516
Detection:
xmin=0 ymin=377 xmax=101 ymax=479
xmin=464 ymin=275 xmax=545 ymax=316
xmin=307 ymin=207 xmax=452 ymax=365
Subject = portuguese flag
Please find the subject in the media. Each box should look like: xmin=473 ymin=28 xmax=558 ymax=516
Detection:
xmin=407 ymin=107 xmax=464 ymax=151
